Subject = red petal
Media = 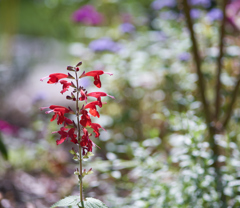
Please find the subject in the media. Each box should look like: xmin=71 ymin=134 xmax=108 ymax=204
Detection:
xmin=56 ymin=138 xmax=65 ymax=145
xmin=94 ymin=75 xmax=101 ymax=88
xmin=47 ymin=73 xmax=68 ymax=84
xmin=83 ymin=70 xmax=104 ymax=77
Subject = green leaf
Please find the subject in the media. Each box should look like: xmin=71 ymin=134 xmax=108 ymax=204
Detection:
xmin=50 ymin=196 xmax=80 ymax=208
xmin=0 ymin=133 xmax=8 ymax=160
xmin=80 ymin=198 xmax=109 ymax=208
xmin=50 ymin=196 xmax=109 ymax=208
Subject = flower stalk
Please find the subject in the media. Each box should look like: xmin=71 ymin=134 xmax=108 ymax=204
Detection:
xmin=75 ymin=70 xmax=84 ymax=207
xmin=40 ymin=61 xmax=114 ymax=207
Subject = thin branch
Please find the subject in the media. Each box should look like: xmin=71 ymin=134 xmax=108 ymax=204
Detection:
xmin=223 ymin=76 xmax=240 ymax=128
xmin=75 ymin=71 xmax=84 ymax=207
xmin=215 ymin=0 xmax=228 ymax=120
xmin=182 ymin=0 xmax=212 ymax=125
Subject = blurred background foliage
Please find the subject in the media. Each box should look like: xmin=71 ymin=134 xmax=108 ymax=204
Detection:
xmin=1 ymin=0 xmax=240 ymax=207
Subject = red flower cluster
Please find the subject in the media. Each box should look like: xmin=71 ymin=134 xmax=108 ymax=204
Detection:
xmin=40 ymin=63 xmax=114 ymax=155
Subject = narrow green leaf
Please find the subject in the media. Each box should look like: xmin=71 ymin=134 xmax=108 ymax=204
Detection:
xmin=50 ymin=196 xmax=80 ymax=208
xmin=79 ymin=198 xmax=109 ymax=208
xmin=0 ymin=133 xmax=8 ymax=160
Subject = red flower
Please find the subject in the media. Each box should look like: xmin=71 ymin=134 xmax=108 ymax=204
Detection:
xmin=54 ymin=127 xmax=77 ymax=145
xmin=68 ymin=128 xmax=78 ymax=144
xmin=41 ymin=105 xmax=71 ymax=125
xmin=84 ymin=101 xmax=101 ymax=117
xmin=80 ymin=109 xmax=92 ymax=127
xmin=87 ymin=92 xmax=115 ymax=107
xmin=91 ymin=123 xmax=106 ymax=138
xmin=80 ymin=128 xmax=93 ymax=153
xmin=79 ymin=89 xmax=87 ymax=103
xmin=55 ymin=127 xmax=68 ymax=145
xmin=60 ymin=80 xmax=72 ymax=94
xmin=80 ymin=70 xmax=113 ymax=88
xmin=63 ymin=117 xmax=73 ymax=126
xmin=40 ymin=73 xmax=68 ymax=84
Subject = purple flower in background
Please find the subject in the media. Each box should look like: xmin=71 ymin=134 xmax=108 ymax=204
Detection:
xmin=179 ymin=52 xmax=191 ymax=62
xmin=89 ymin=38 xmax=121 ymax=52
xmin=207 ymin=8 xmax=223 ymax=22
xmin=151 ymin=0 xmax=176 ymax=10
xmin=190 ymin=9 xmax=201 ymax=19
xmin=32 ymin=92 xmax=47 ymax=104
xmin=119 ymin=23 xmax=135 ymax=34
xmin=79 ymin=77 xmax=91 ymax=89
xmin=190 ymin=0 xmax=211 ymax=8
xmin=159 ymin=11 xmax=178 ymax=20
xmin=72 ymin=5 xmax=103 ymax=25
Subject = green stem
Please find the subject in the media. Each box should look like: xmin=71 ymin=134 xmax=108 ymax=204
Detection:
xmin=75 ymin=71 xmax=84 ymax=208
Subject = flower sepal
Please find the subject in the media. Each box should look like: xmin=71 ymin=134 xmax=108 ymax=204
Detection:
xmin=73 ymin=155 xmax=79 ymax=161
xmin=71 ymin=81 xmax=77 ymax=88
xmin=69 ymin=148 xmax=76 ymax=155
xmin=79 ymin=71 xmax=86 ymax=78
xmin=74 ymin=169 xmax=80 ymax=175
xmin=67 ymin=73 xmax=75 ymax=79
xmin=83 ymin=151 xmax=94 ymax=159
xmin=82 ymin=168 xmax=93 ymax=178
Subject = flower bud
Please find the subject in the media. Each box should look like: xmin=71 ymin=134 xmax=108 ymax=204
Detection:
xmin=76 ymin=61 xmax=82 ymax=67
xmin=67 ymin=66 xmax=75 ymax=71
xmin=66 ymin=96 xmax=72 ymax=100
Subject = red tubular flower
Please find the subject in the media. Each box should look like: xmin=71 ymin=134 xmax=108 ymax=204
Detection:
xmin=91 ymin=123 xmax=106 ymax=138
xmin=40 ymin=73 xmax=68 ymax=84
xmin=63 ymin=117 xmax=73 ymax=126
xmin=55 ymin=127 xmax=68 ymax=145
xmin=80 ymin=109 xmax=92 ymax=127
xmin=68 ymin=128 xmax=78 ymax=144
xmin=80 ymin=128 xmax=93 ymax=153
xmin=55 ymin=127 xmax=77 ymax=145
xmin=80 ymin=70 xmax=113 ymax=88
xmin=60 ymin=80 xmax=72 ymax=94
xmin=41 ymin=105 xmax=71 ymax=125
xmin=87 ymin=92 xmax=115 ymax=107
xmin=84 ymin=101 xmax=101 ymax=117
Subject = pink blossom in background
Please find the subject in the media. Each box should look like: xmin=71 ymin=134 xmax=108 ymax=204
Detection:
xmin=72 ymin=5 xmax=103 ymax=25
xmin=226 ymin=0 xmax=240 ymax=31
xmin=0 ymin=120 xmax=19 ymax=136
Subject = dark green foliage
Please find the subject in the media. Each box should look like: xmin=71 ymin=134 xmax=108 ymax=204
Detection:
xmin=0 ymin=133 xmax=8 ymax=160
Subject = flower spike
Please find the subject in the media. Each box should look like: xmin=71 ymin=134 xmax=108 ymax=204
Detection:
xmin=40 ymin=61 xmax=114 ymax=207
